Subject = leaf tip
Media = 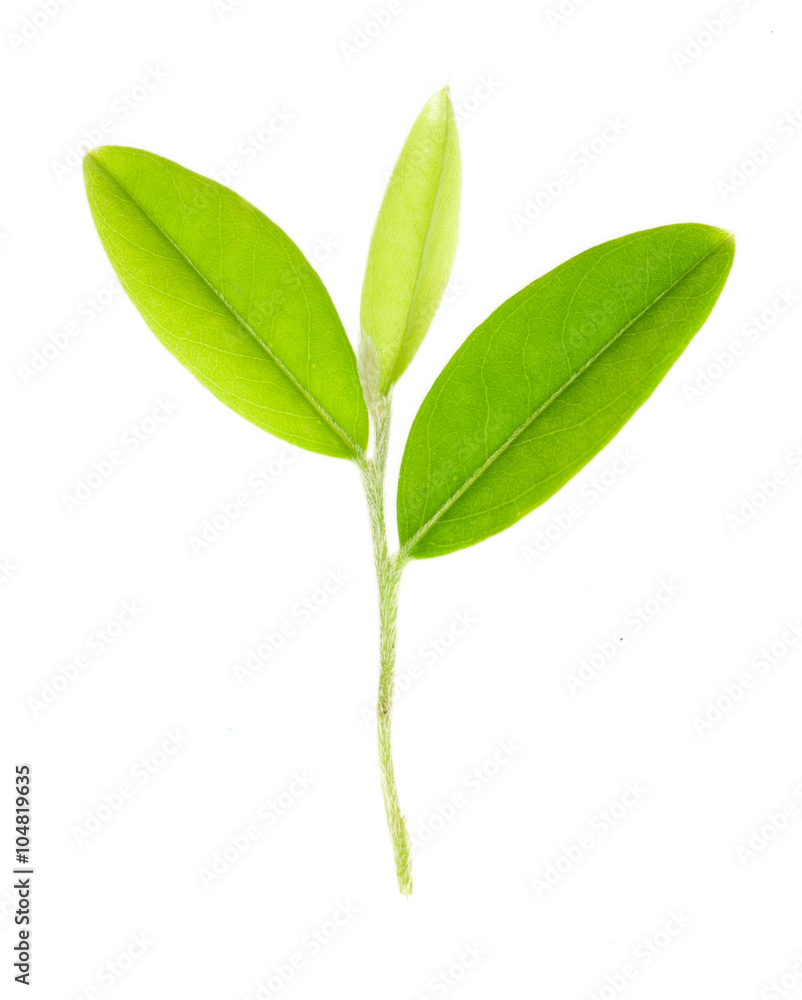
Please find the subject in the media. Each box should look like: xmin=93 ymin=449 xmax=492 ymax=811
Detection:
xmin=709 ymin=224 xmax=736 ymax=247
xmin=708 ymin=225 xmax=736 ymax=270
xmin=423 ymin=86 xmax=457 ymax=127
xmin=82 ymin=146 xmax=103 ymax=179
xmin=82 ymin=146 xmax=118 ymax=190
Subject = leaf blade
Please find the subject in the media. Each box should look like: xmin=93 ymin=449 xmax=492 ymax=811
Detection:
xmin=84 ymin=146 xmax=368 ymax=459
xmin=397 ymin=223 xmax=735 ymax=558
xmin=360 ymin=88 xmax=461 ymax=394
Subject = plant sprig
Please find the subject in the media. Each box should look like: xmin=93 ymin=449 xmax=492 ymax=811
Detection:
xmin=83 ymin=87 xmax=735 ymax=896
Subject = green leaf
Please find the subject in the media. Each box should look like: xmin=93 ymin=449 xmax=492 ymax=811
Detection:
xmin=83 ymin=146 xmax=368 ymax=460
xmin=360 ymin=88 xmax=461 ymax=397
xmin=397 ymin=223 xmax=735 ymax=559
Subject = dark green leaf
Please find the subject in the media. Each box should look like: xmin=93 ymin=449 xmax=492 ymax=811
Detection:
xmin=397 ymin=223 xmax=735 ymax=558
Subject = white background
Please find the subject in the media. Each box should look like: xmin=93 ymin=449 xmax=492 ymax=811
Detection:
xmin=3 ymin=0 xmax=802 ymax=997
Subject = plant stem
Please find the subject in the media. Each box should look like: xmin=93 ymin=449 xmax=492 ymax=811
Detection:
xmin=359 ymin=394 xmax=412 ymax=896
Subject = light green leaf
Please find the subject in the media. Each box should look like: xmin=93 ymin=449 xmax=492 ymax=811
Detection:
xmin=84 ymin=146 xmax=368 ymax=460
xmin=397 ymin=223 xmax=735 ymax=558
xmin=360 ymin=88 xmax=461 ymax=397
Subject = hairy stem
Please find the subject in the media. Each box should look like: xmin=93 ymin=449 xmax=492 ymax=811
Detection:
xmin=359 ymin=395 xmax=412 ymax=896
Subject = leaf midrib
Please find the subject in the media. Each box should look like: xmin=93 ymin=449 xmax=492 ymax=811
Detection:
xmin=88 ymin=153 xmax=364 ymax=460
xmin=400 ymin=233 xmax=732 ymax=555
